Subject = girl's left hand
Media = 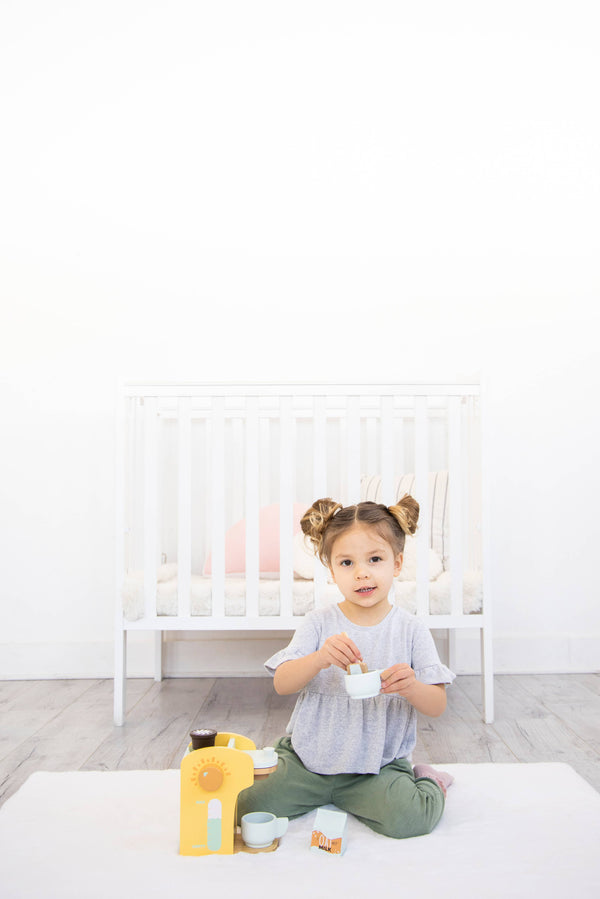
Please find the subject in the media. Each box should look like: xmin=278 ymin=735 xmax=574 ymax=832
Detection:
xmin=379 ymin=664 xmax=416 ymax=696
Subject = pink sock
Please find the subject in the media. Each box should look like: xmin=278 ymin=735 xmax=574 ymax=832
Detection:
xmin=413 ymin=764 xmax=455 ymax=797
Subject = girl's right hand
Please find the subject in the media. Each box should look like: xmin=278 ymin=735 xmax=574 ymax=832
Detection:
xmin=316 ymin=632 xmax=362 ymax=671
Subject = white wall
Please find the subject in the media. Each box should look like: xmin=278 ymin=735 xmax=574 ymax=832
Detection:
xmin=1 ymin=1 xmax=599 ymax=678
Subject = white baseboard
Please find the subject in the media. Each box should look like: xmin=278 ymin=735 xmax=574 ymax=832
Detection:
xmin=432 ymin=630 xmax=600 ymax=675
xmin=1 ymin=632 xmax=599 ymax=679
xmin=0 ymin=641 xmax=117 ymax=680
xmin=0 ymin=634 xmax=288 ymax=680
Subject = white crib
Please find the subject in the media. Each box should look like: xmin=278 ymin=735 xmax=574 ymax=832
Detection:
xmin=114 ymin=383 xmax=493 ymax=725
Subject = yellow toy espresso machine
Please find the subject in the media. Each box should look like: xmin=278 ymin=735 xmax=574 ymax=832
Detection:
xmin=180 ymin=730 xmax=278 ymax=856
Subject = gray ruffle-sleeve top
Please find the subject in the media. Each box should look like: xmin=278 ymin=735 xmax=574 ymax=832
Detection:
xmin=265 ymin=604 xmax=455 ymax=775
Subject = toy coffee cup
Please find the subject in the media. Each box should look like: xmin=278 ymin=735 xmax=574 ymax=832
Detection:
xmin=189 ymin=728 xmax=217 ymax=749
xmin=241 ymin=812 xmax=288 ymax=848
xmin=242 ymin=746 xmax=278 ymax=769
xmin=344 ymin=669 xmax=382 ymax=699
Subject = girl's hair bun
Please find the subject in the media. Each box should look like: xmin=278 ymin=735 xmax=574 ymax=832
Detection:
xmin=301 ymin=498 xmax=342 ymax=540
xmin=388 ymin=493 xmax=419 ymax=536
xmin=300 ymin=498 xmax=342 ymax=560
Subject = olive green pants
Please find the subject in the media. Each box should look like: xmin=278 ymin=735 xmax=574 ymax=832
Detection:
xmin=237 ymin=736 xmax=445 ymax=839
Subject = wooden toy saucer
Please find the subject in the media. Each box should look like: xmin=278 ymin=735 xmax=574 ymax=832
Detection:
xmin=234 ymin=828 xmax=279 ymax=854
xmin=253 ymin=764 xmax=278 ymax=779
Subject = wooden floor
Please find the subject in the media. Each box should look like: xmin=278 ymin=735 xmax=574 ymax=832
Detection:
xmin=1 ymin=673 xmax=599 ymax=808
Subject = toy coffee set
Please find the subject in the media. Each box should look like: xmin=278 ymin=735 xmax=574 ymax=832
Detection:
xmin=180 ymin=727 xmax=286 ymax=856
xmin=180 ymin=665 xmax=379 ymax=858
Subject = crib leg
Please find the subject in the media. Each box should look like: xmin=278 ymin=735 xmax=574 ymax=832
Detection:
xmin=114 ymin=627 xmax=127 ymax=727
xmin=154 ymin=631 xmax=163 ymax=682
xmin=481 ymin=625 xmax=494 ymax=724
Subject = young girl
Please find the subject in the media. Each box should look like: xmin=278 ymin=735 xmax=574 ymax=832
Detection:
xmin=237 ymin=496 xmax=455 ymax=839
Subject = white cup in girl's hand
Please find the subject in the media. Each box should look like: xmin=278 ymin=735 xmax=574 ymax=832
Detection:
xmin=344 ymin=669 xmax=382 ymax=699
xmin=241 ymin=812 xmax=288 ymax=848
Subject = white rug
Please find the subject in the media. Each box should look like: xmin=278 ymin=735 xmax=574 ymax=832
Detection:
xmin=1 ymin=765 xmax=599 ymax=898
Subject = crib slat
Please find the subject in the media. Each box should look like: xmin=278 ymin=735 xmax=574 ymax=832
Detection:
xmin=448 ymin=396 xmax=464 ymax=616
xmin=232 ymin=418 xmax=245 ymax=524
xmin=143 ymin=397 xmax=158 ymax=620
xmin=211 ymin=397 xmax=226 ymax=617
xmin=125 ymin=396 xmax=137 ymax=575
xmin=312 ymin=395 xmax=328 ymax=602
xmin=279 ymin=396 xmax=294 ymax=618
xmin=245 ymin=396 xmax=260 ymax=617
xmin=465 ymin=395 xmax=480 ymax=571
xmin=366 ymin=417 xmax=377 ymax=477
xmin=115 ymin=392 xmax=128 ymax=600
xmin=260 ymin=417 xmax=271 ymax=506
xmin=177 ymin=397 xmax=192 ymax=617
xmin=313 ymin=395 xmax=327 ymax=498
xmin=396 ymin=415 xmax=405 ymax=478
xmin=414 ymin=396 xmax=430 ymax=616
xmin=380 ymin=395 xmax=395 ymax=505
xmin=346 ymin=395 xmax=361 ymax=504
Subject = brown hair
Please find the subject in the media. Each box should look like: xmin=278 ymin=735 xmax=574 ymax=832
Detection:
xmin=300 ymin=495 xmax=419 ymax=566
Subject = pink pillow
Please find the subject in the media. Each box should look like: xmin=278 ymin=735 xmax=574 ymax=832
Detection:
xmin=203 ymin=503 xmax=308 ymax=575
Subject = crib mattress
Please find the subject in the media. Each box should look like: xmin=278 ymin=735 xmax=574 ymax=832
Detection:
xmin=122 ymin=570 xmax=482 ymax=621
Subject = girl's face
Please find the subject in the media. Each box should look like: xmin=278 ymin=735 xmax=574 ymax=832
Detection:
xmin=328 ymin=524 xmax=403 ymax=624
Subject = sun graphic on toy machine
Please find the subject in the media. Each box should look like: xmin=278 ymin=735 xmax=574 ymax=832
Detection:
xmin=191 ymin=757 xmax=232 ymax=792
